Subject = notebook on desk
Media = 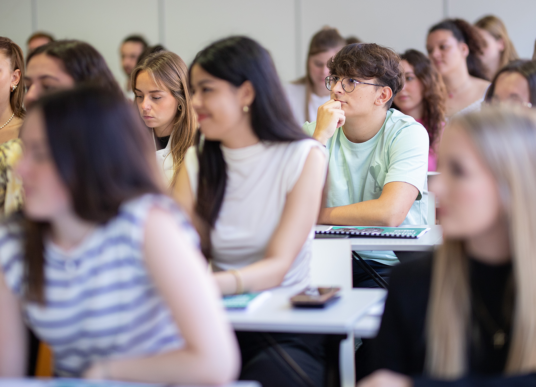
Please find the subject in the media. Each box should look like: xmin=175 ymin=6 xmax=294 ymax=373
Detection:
xmin=316 ymin=226 xmax=430 ymax=239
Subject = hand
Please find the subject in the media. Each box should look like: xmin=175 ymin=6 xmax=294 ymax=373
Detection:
xmin=357 ymin=370 xmax=412 ymax=387
xmin=83 ymin=361 xmax=109 ymax=380
xmin=313 ymin=99 xmax=345 ymax=145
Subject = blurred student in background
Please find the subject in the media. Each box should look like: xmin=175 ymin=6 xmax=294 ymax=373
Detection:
xmin=0 ymin=37 xmax=25 ymax=216
xmin=485 ymin=60 xmax=536 ymax=109
xmin=286 ymin=27 xmax=346 ymax=125
xmin=132 ymin=51 xmax=197 ymax=187
xmin=474 ymin=15 xmax=518 ymax=81
xmin=360 ymin=107 xmax=536 ymax=387
xmin=119 ymin=35 xmax=148 ymax=97
xmin=393 ymin=49 xmax=447 ymax=171
xmin=0 ymin=87 xmax=239 ymax=385
xmin=24 ymin=40 xmax=123 ymax=108
xmin=427 ymin=19 xmax=490 ymax=117
xmin=176 ymin=36 xmax=327 ymax=387
xmin=26 ymin=32 xmax=54 ymax=53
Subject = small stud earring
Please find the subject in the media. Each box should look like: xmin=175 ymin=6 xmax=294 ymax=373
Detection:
xmin=11 ymin=85 xmax=17 ymax=92
xmin=243 ymin=106 xmax=249 ymax=113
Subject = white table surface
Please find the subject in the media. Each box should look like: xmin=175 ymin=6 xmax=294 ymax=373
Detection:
xmin=315 ymin=225 xmax=442 ymax=251
xmin=0 ymin=380 xmax=260 ymax=387
xmin=227 ymin=288 xmax=386 ymax=334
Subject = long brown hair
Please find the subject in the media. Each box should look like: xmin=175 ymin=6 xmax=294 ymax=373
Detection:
xmin=132 ymin=51 xmax=197 ymax=186
xmin=429 ymin=19 xmax=489 ymax=81
xmin=0 ymin=37 xmax=25 ymax=118
xmin=426 ymin=107 xmax=536 ymax=378
xmin=22 ymin=87 xmax=162 ymax=303
xmin=293 ymin=27 xmax=346 ymax=122
xmin=394 ymin=49 xmax=446 ymax=147
xmin=475 ymin=15 xmax=518 ymax=73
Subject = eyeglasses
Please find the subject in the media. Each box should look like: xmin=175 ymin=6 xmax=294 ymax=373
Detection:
xmin=325 ymin=75 xmax=385 ymax=93
xmin=490 ymin=96 xmax=533 ymax=108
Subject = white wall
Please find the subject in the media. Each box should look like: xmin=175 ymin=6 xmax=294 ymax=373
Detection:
xmin=0 ymin=0 xmax=535 ymax=87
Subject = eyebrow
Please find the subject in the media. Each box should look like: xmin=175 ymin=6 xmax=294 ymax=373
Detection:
xmin=24 ymin=74 xmax=61 ymax=82
xmin=134 ymin=88 xmax=165 ymax=93
xmin=196 ymin=79 xmax=215 ymax=86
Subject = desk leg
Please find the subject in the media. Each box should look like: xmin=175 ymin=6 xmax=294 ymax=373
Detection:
xmin=325 ymin=334 xmax=347 ymax=387
xmin=339 ymin=333 xmax=355 ymax=387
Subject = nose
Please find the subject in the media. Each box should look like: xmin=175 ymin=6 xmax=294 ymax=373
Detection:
xmin=191 ymin=90 xmax=202 ymax=111
xmin=331 ymin=79 xmax=345 ymax=94
xmin=24 ymin=85 xmax=39 ymax=109
xmin=141 ymin=96 xmax=151 ymax=112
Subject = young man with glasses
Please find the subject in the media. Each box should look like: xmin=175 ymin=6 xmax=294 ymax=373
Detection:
xmin=304 ymin=43 xmax=429 ymax=288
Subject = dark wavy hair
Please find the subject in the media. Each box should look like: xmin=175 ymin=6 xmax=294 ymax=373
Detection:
xmin=327 ymin=43 xmax=404 ymax=108
xmin=22 ymin=87 xmax=162 ymax=303
xmin=429 ymin=19 xmax=488 ymax=81
xmin=393 ymin=49 xmax=447 ymax=146
xmin=485 ymin=60 xmax=536 ymax=107
xmin=189 ymin=36 xmax=308 ymax=257
xmin=27 ymin=40 xmax=123 ymax=97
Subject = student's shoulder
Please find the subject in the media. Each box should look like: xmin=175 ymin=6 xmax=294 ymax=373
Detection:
xmin=385 ymin=109 xmax=428 ymax=142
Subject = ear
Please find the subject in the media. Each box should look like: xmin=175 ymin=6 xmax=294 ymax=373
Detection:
xmin=459 ymin=42 xmax=469 ymax=58
xmin=237 ymin=80 xmax=255 ymax=108
xmin=375 ymin=86 xmax=393 ymax=108
xmin=11 ymin=69 xmax=21 ymax=87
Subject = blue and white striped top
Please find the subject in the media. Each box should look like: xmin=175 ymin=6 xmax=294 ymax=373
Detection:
xmin=0 ymin=194 xmax=198 ymax=377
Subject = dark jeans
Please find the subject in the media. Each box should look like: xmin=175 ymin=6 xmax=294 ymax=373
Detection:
xmin=236 ymin=331 xmax=327 ymax=387
xmin=352 ymin=257 xmax=392 ymax=288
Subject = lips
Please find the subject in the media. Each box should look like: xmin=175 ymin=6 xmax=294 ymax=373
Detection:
xmin=143 ymin=116 xmax=154 ymax=120
xmin=197 ymin=113 xmax=209 ymax=122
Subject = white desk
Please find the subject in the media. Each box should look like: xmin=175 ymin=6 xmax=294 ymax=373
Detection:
xmin=0 ymin=379 xmax=260 ymax=387
xmin=315 ymin=225 xmax=442 ymax=252
xmin=227 ymin=288 xmax=385 ymax=334
xmin=227 ymin=288 xmax=386 ymax=387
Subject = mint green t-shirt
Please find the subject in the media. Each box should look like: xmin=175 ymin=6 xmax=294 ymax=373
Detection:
xmin=304 ymin=109 xmax=430 ymax=265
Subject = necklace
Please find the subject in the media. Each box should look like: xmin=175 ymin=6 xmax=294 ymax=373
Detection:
xmin=0 ymin=113 xmax=14 ymax=129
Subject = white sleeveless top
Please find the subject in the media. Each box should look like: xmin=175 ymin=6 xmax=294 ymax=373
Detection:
xmin=185 ymin=139 xmax=325 ymax=292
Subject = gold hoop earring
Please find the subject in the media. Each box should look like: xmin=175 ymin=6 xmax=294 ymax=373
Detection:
xmin=243 ymin=106 xmax=249 ymax=113
xmin=178 ymin=105 xmax=182 ymax=111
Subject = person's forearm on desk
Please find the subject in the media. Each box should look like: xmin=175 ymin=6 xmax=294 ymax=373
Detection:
xmin=319 ymin=182 xmax=419 ymax=226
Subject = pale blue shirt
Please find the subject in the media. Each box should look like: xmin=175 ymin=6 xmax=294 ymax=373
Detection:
xmin=304 ymin=108 xmax=429 ymax=265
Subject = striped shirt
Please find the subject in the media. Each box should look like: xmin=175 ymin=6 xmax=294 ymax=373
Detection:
xmin=0 ymin=194 xmax=198 ymax=377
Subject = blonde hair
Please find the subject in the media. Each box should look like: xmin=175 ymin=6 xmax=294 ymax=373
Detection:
xmin=293 ymin=26 xmax=346 ymax=122
xmin=131 ymin=51 xmax=197 ymax=187
xmin=426 ymin=106 xmax=536 ymax=378
xmin=475 ymin=16 xmax=519 ymax=70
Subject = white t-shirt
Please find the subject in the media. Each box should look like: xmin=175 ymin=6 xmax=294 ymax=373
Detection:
xmin=185 ymin=139 xmax=325 ymax=292
xmin=285 ymin=83 xmax=330 ymax=126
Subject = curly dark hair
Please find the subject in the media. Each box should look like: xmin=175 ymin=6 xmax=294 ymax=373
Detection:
xmin=327 ymin=43 xmax=404 ymax=108
xmin=393 ymin=49 xmax=447 ymax=147
xmin=429 ymin=19 xmax=488 ymax=80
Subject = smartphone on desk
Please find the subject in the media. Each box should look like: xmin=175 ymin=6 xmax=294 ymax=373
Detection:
xmin=290 ymin=286 xmax=341 ymax=308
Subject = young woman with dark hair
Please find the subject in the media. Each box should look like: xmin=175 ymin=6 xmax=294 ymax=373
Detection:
xmin=175 ymin=36 xmax=327 ymax=387
xmin=393 ymin=49 xmax=447 ymax=171
xmin=24 ymin=40 xmax=123 ymax=108
xmin=427 ymin=19 xmax=490 ymax=117
xmin=132 ymin=51 xmax=196 ymax=187
xmin=0 ymin=87 xmax=239 ymax=384
xmin=307 ymin=43 xmax=429 ymax=287
xmin=286 ymin=27 xmax=346 ymax=124
xmin=485 ymin=60 xmax=536 ymax=109
xmin=359 ymin=107 xmax=536 ymax=387
xmin=475 ymin=15 xmax=519 ymax=81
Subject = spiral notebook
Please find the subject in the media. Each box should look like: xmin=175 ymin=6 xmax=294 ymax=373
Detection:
xmin=316 ymin=226 xmax=430 ymax=239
